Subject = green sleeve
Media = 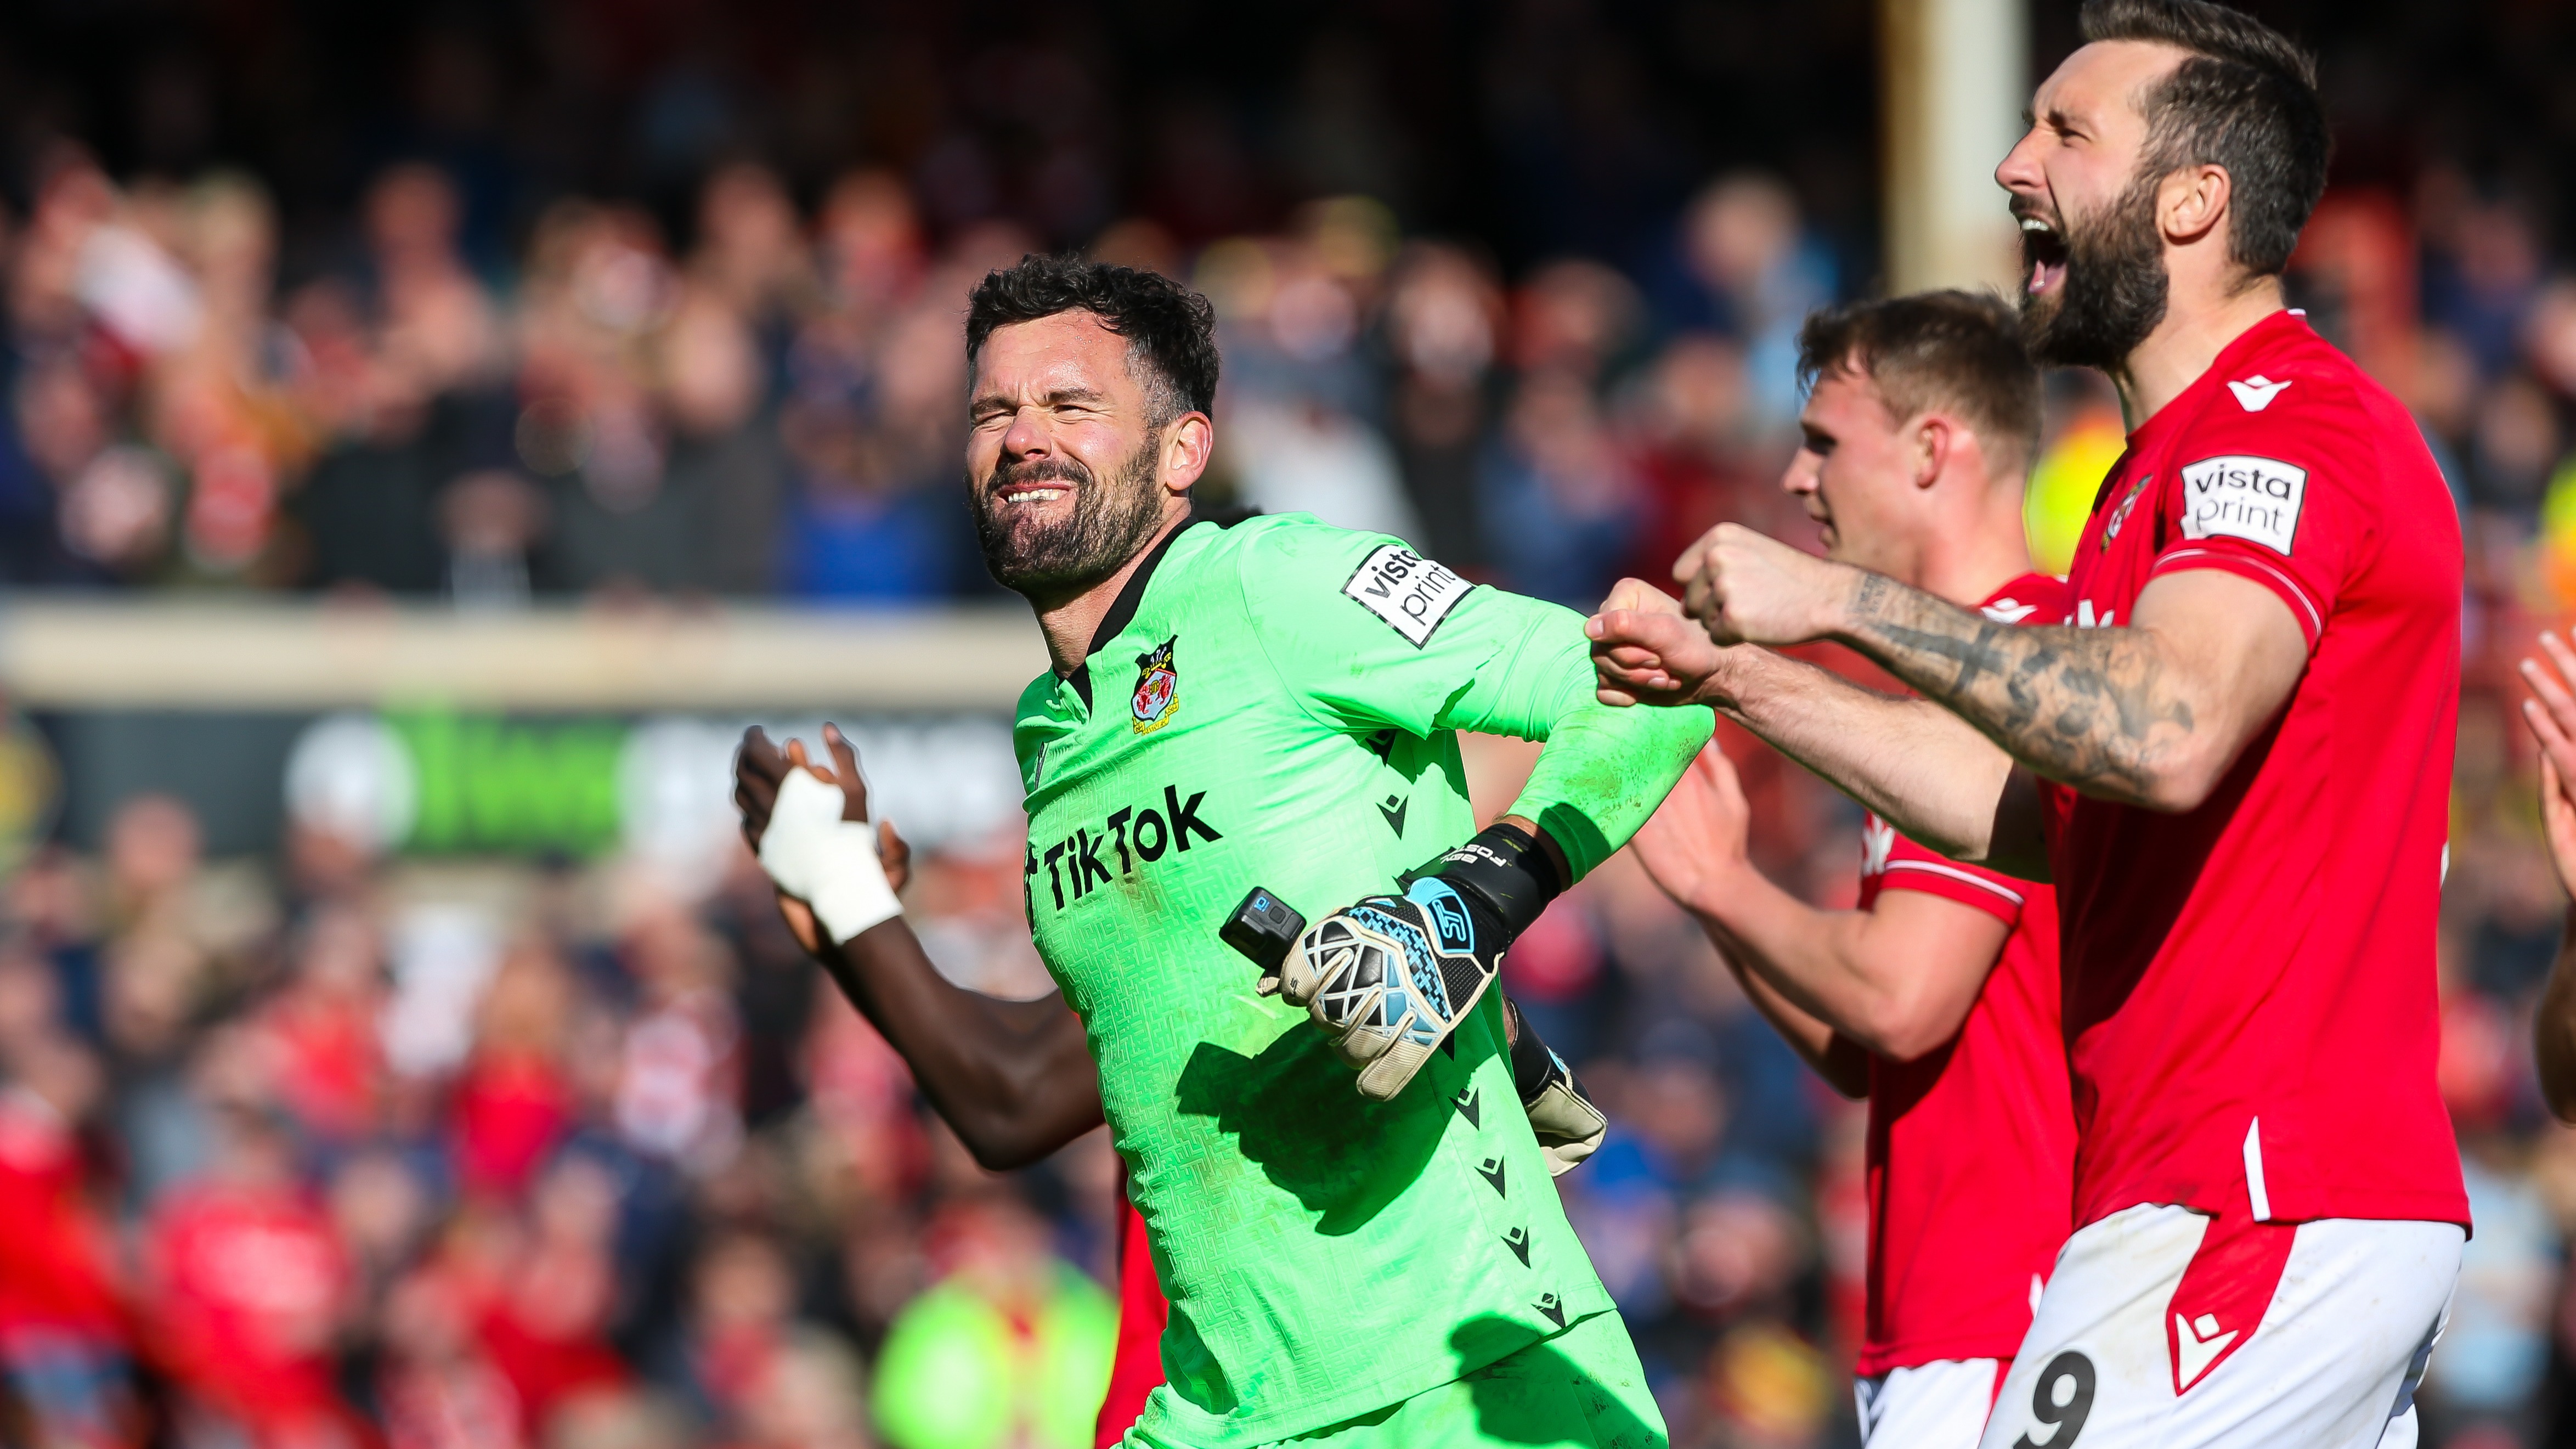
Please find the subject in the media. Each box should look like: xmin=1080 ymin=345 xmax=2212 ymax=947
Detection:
xmin=1235 ymin=520 xmax=1713 ymax=881
xmin=1504 ymin=691 xmax=1714 ymax=881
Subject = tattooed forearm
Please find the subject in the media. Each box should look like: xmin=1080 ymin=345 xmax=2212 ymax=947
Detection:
xmin=1840 ymin=576 xmax=2196 ymax=801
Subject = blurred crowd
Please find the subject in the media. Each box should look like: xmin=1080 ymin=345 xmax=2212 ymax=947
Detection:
xmin=0 ymin=787 xmax=1106 ymax=1449
xmin=0 ymin=145 xmax=1848 ymax=611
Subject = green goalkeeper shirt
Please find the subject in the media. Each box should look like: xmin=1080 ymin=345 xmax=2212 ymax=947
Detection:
xmin=1012 ymin=511 xmax=1711 ymax=1445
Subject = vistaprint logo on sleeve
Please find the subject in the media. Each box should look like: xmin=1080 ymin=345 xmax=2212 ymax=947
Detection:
xmin=2179 ymin=455 xmax=2307 ymax=555
xmin=1342 ymin=544 xmax=1474 ymax=647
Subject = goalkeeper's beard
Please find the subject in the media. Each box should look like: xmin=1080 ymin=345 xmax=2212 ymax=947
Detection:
xmin=972 ymin=433 xmax=1169 ymax=603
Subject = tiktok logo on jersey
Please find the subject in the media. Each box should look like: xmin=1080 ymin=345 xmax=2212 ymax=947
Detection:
xmin=1026 ymin=783 xmax=1224 ymax=912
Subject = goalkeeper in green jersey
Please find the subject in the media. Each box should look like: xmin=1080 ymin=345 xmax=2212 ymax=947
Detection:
xmin=749 ymin=256 xmax=1708 ymax=1448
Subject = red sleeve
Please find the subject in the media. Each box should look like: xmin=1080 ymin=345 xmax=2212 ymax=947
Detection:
xmin=1875 ymin=831 xmax=2027 ymax=927
xmin=1096 ymin=1192 xmax=1166 ymax=1447
xmin=2040 ymin=776 xmax=2074 ymax=843
xmin=2146 ymin=385 xmax=2381 ymax=651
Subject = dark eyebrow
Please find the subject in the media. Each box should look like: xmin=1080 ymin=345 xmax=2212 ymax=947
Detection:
xmin=969 ymin=386 xmax=1110 ymax=413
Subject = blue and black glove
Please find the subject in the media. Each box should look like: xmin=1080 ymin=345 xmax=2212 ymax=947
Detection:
xmin=1268 ymin=822 xmax=1562 ymax=1100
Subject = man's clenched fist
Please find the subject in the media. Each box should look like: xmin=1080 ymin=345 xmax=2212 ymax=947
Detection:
xmin=1588 ymin=576 xmax=1772 ymax=712
xmin=1674 ymin=522 xmax=1861 ymax=647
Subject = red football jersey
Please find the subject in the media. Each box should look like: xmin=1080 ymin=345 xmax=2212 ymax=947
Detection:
xmin=1095 ymin=1191 xmax=1167 ymax=1448
xmin=1854 ymin=574 xmax=2076 ymax=1377
xmin=2048 ymin=311 xmax=2468 ymax=1231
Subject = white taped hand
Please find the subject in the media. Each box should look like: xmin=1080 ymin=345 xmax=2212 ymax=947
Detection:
xmin=756 ymin=767 xmax=902 ymax=945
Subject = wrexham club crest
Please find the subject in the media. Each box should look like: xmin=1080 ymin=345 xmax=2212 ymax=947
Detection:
xmin=1131 ymin=636 xmax=1179 ymax=734
xmin=2103 ymin=474 xmax=2152 ymax=549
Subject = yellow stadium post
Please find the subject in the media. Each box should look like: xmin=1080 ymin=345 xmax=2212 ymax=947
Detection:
xmin=1882 ymin=0 xmax=2029 ymax=296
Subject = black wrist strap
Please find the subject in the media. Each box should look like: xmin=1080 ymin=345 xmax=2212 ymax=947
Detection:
xmin=1502 ymin=996 xmax=1557 ymax=1106
xmin=1431 ymin=822 xmax=1562 ymax=941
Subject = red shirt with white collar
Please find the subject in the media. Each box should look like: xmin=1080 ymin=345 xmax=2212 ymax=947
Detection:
xmin=2046 ymin=311 xmax=2467 ymax=1231
xmin=1854 ymin=573 xmax=2075 ymax=1377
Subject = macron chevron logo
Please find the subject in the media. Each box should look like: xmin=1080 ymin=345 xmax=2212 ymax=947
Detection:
xmin=2173 ymin=1311 xmax=2238 ymax=1390
xmin=2226 ymin=375 xmax=2291 ymax=411
xmin=1861 ymin=817 xmax=1895 ymax=877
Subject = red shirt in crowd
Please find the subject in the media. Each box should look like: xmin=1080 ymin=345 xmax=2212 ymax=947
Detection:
xmin=1852 ymin=574 xmax=2076 ymax=1378
xmin=447 ymin=1051 xmax=574 ymax=1199
xmin=146 ymin=1177 xmax=355 ymax=1432
xmin=2047 ymin=310 xmax=2469 ymax=1231
xmin=0 ymin=1087 xmax=128 ymax=1343
xmin=258 ymin=991 xmax=383 ymax=1144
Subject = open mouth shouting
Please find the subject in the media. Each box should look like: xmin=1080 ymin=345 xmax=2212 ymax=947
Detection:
xmin=2019 ymin=209 xmax=2069 ymax=298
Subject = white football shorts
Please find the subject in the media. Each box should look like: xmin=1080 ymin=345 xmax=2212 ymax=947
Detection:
xmin=1857 ymin=1357 xmax=2004 ymax=1448
xmin=1976 ymin=1203 xmax=2460 ymax=1449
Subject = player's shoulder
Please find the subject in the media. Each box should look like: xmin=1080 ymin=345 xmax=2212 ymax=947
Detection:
xmin=1189 ymin=508 xmax=1370 ymax=603
xmin=1138 ymin=509 xmax=1318 ymax=613
xmin=2172 ymin=318 xmax=2399 ymax=458
xmin=1199 ymin=508 xmax=1385 ymax=569
xmin=2164 ymin=317 xmax=2446 ymax=537
xmin=1013 ymin=672 xmax=1058 ymax=719
xmin=1210 ymin=511 xmax=1484 ymax=645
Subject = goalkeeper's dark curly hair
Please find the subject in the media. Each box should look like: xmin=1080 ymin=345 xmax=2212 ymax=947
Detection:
xmin=965 ymin=255 xmax=1221 ymax=428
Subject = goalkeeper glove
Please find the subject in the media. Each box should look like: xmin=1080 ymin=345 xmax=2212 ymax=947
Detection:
xmin=1270 ymin=822 xmax=1561 ymax=1100
xmin=1504 ymin=996 xmax=1606 ymax=1176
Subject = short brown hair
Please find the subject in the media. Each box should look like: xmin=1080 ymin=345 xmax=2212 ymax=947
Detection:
xmin=965 ymin=255 xmax=1220 ymax=427
xmin=2080 ymin=0 xmax=2328 ymax=277
xmin=1796 ymin=291 xmax=2042 ymax=467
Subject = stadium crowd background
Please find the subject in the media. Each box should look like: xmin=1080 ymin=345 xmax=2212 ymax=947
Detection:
xmin=0 ymin=2 xmax=2573 ymax=1447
